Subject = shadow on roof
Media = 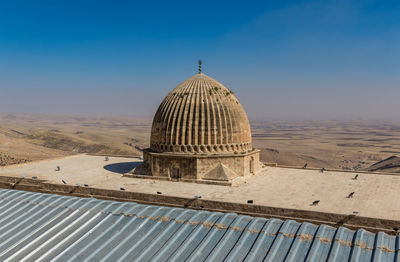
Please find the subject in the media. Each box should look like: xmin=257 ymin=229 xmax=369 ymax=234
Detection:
xmin=103 ymin=161 xmax=141 ymax=174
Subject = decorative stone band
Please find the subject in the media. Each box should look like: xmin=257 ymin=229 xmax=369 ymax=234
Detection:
xmin=150 ymin=141 xmax=253 ymax=153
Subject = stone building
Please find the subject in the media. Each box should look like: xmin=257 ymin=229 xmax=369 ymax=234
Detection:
xmin=137 ymin=65 xmax=260 ymax=184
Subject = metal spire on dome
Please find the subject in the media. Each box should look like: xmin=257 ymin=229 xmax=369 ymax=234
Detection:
xmin=198 ymin=60 xmax=202 ymax=74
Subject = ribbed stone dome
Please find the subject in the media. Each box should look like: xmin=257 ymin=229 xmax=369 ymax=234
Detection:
xmin=150 ymin=73 xmax=253 ymax=154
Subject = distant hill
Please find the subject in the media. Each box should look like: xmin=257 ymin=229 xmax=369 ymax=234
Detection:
xmin=0 ymin=112 xmax=151 ymax=166
xmin=366 ymin=156 xmax=400 ymax=173
xmin=259 ymin=148 xmax=332 ymax=169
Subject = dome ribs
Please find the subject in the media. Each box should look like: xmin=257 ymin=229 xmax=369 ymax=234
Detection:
xmin=212 ymin=84 xmax=224 ymax=145
xmin=221 ymin=91 xmax=233 ymax=145
xmin=206 ymin=79 xmax=218 ymax=145
xmin=230 ymin=99 xmax=241 ymax=144
xmin=161 ymin=95 xmax=176 ymax=145
xmin=187 ymin=79 xmax=198 ymax=145
xmin=161 ymin=94 xmax=177 ymax=145
xmin=150 ymin=100 xmax=168 ymax=146
xmin=198 ymin=79 xmax=205 ymax=146
xmin=158 ymin=89 xmax=178 ymax=145
xmin=193 ymin=78 xmax=200 ymax=146
xmin=165 ymin=84 xmax=184 ymax=146
xmin=172 ymin=82 xmax=191 ymax=145
xmin=228 ymin=96 xmax=236 ymax=144
xmin=184 ymin=80 xmax=196 ymax=146
xmin=215 ymin=83 xmax=229 ymax=145
xmin=203 ymin=79 xmax=211 ymax=146
xmin=176 ymin=78 xmax=194 ymax=146
xmin=149 ymin=73 xmax=252 ymax=153
xmin=207 ymin=81 xmax=217 ymax=146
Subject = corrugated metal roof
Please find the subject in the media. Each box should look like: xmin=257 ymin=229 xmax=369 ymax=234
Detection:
xmin=0 ymin=188 xmax=397 ymax=262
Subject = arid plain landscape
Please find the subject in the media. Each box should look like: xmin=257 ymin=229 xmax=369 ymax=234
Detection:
xmin=1 ymin=112 xmax=399 ymax=173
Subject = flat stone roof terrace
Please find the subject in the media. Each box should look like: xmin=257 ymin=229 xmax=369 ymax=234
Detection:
xmin=0 ymin=154 xmax=399 ymax=228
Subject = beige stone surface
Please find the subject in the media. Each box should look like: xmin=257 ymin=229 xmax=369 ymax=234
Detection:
xmin=0 ymin=154 xmax=399 ymax=221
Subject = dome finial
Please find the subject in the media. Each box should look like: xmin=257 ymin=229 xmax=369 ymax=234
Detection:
xmin=198 ymin=60 xmax=202 ymax=74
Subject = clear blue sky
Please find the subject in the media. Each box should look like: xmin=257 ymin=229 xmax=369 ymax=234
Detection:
xmin=1 ymin=0 xmax=399 ymax=120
